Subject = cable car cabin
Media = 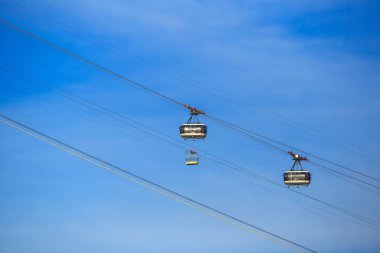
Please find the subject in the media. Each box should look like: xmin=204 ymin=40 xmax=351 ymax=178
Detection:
xmin=180 ymin=124 xmax=207 ymax=139
xmin=186 ymin=156 xmax=199 ymax=166
xmin=283 ymin=170 xmax=311 ymax=186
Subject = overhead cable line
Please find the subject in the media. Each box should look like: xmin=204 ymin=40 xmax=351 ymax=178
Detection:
xmin=0 ymin=19 xmax=184 ymax=108
xmin=202 ymin=152 xmax=380 ymax=229
xmin=1 ymin=63 xmax=379 ymax=229
xmin=205 ymin=115 xmax=380 ymax=186
xmin=202 ymin=164 xmax=380 ymax=245
xmin=0 ymin=63 xmax=189 ymax=153
xmin=11 ymin=3 xmax=380 ymax=167
xmin=0 ymin=114 xmax=317 ymax=253
xmin=1 ymin=18 xmax=377 ymax=188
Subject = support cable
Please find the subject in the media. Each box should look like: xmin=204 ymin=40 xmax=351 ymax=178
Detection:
xmin=5 ymin=3 xmax=380 ymax=166
xmin=0 ymin=19 xmax=184 ymax=108
xmin=1 ymin=63 xmax=379 ymax=229
xmin=1 ymin=18 xmax=378 ymax=187
xmin=205 ymin=115 xmax=380 ymax=187
xmin=0 ymin=114 xmax=316 ymax=253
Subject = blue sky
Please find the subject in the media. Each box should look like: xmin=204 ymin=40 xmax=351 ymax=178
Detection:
xmin=1 ymin=0 xmax=380 ymax=252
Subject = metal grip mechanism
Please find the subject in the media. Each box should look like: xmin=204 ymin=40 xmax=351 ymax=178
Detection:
xmin=184 ymin=104 xmax=205 ymax=116
xmin=288 ymin=151 xmax=308 ymax=170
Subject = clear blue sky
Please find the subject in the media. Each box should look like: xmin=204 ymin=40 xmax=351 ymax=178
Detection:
xmin=1 ymin=1 xmax=380 ymax=252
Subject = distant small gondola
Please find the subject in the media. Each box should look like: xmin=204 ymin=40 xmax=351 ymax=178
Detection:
xmin=284 ymin=151 xmax=311 ymax=187
xmin=186 ymin=150 xmax=199 ymax=166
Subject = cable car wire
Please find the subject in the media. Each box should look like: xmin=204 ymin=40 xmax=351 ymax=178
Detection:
xmin=205 ymin=115 xmax=380 ymax=189
xmin=1 ymin=18 xmax=378 ymax=188
xmin=0 ymin=19 xmax=184 ymax=108
xmin=3 ymin=61 xmax=356 ymax=231
xmin=0 ymin=114 xmax=317 ymax=253
xmin=206 ymin=115 xmax=380 ymax=182
xmin=202 ymin=152 xmax=380 ymax=228
xmin=9 ymin=3 xmax=380 ymax=167
xmin=202 ymin=164 xmax=380 ymax=245
xmin=1 ymin=63 xmax=379 ymax=229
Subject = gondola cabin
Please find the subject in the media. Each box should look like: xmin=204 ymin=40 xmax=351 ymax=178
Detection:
xmin=283 ymin=170 xmax=311 ymax=186
xmin=180 ymin=123 xmax=207 ymax=140
xmin=186 ymin=156 xmax=199 ymax=165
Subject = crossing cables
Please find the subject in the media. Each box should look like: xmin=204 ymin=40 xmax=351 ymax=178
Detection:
xmin=0 ymin=113 xmax=317 ymax=253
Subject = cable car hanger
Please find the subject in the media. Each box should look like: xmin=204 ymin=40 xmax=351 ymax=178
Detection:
xmin=184 ymin=104 xmax=205 ymax=120
xmin=288 ymin=151 xmax=308 ymax=170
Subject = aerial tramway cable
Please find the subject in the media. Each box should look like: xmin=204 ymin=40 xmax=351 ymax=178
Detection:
xmin=0 ymin=114 xmax=316 ymax=253
xmin=204 ymin=115 xmax=380 ymax=183
xmin=1 ymin=18 xmax=378 ymax=188
xmin=1 ymin=63 xmax=379 ymax=229
xmin=204 ymin=115 xmax=380 ymax=191
xmin=9 ymin=3 xmax=379 ymax=167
